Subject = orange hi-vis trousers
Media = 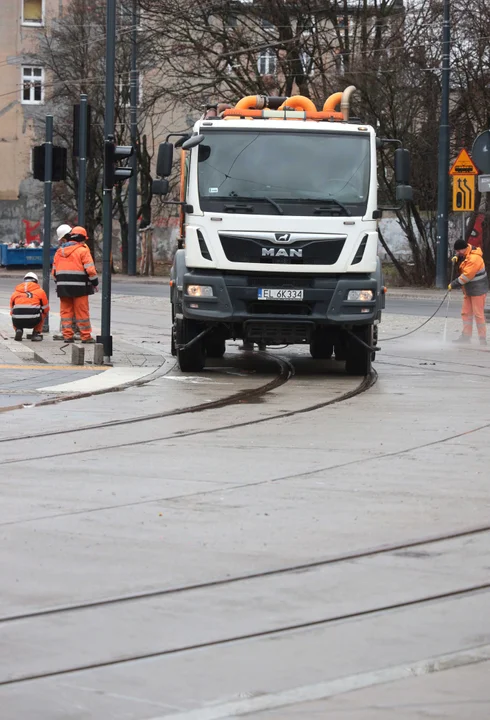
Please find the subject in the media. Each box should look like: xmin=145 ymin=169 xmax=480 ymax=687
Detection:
xmin=60 ymin=296 xmax=92 ymax=340
xmin=462 ymin=293 xmax=487 ymax=338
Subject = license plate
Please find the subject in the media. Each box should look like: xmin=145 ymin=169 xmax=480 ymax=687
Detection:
xmin=258 ymin=288 xmax=304 ymax=300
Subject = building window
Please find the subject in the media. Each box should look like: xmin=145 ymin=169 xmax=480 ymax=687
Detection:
xmin=22 ymin=0 xmax=43 ymax=25
xmin=257 ymin=48 xmax=277 ymax=75
xmin=21 ymin=66 xmax=44 ymax=104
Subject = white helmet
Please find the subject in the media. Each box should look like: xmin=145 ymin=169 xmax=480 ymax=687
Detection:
xmin=56 ymin=224 xmax=72 ymax=241
xmin=24 ymin=272 xmax=39 ymax=283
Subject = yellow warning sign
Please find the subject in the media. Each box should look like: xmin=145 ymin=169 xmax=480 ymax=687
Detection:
xmin=449 ymin=149 xmax=478 ymax=176
xmin=452 ymin=175 xmax=475 ymax=212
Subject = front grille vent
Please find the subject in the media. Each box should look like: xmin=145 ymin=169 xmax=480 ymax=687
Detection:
xmin=197 ymin=230 xmax=212 ymax=260
xmin=352 ymin=234 xmax=368 ymax=265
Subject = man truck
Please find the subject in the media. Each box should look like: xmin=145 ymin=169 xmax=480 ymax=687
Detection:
xmin=153 ymin=86 xmax=412 ymax=374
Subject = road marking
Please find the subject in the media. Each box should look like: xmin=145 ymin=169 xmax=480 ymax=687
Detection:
xmin=148 ymin=644 xmax=490 ymax=720
xmin=37 ymin=366 xmax=159 ymax=393
xmin=0 ymin=364 xmax=106 ymax=371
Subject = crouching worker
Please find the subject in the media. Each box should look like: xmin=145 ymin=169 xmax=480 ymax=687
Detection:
xmin=449 ymin=239 xmax=489 ymax=346
xmin=10 ymin=272 xmax=49 ymax=342
xmin=52 ymin=226 xmax=98 ymax=343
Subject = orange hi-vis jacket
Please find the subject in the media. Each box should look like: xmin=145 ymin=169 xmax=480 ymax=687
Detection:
xmin=10 ymin=281 xmax=49 ymax=325
xmin=453 ymin=245 xmax=489 ymax=297
xmin=52 ymin=241 xmax=98 ymax=298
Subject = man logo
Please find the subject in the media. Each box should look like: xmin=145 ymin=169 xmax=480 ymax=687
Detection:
xmin=275 ymin=233 xmax=291 ymax=243
xmin=262 ymin=247 xmax=303 ymax=258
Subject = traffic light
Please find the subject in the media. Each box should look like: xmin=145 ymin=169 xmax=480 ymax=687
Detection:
xmin=73 ymin=103 xmax=92 ymax=157
xmin=32 ymin=145 xmax=67 ymax=181
xmin=104 ymin=137 xmax=133 ymax=189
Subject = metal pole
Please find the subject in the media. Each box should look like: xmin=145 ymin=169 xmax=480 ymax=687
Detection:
xmin=128 ymin=0 xmax=138 ymax=276
xmin=42 ymin=115 xmax=53 ymax=333
xmin=435 ymin=0 xmax=451 ymax=288
xmin=77 ymin=93 xmax=88 ymax=227
xmin=462 ymin=211 xmax=466 ymax=244
xmin=100 ymin=0 xmax=116 ymax=362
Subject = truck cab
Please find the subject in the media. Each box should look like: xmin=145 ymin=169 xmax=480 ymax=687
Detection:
xmin=153 ymin=88 xmax=411 ymax=374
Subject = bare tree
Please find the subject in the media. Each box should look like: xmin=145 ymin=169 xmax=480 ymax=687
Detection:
xmin=36 ymin=0 xmax=161 ymax=270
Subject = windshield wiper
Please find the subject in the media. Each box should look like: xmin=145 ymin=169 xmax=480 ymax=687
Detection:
xmin=309 ymin=199 xmax=351 ymax=216
xmin=223 ymin=203 xmax=254 ymax=213
xmin=262 ymin=196 xmax=284 ymax=215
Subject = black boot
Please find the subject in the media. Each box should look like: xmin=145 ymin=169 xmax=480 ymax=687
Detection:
xmin=14 ymin=328 xmax=23 ymax=342
xmin=31 ymin=331 xmax=43 ymax=342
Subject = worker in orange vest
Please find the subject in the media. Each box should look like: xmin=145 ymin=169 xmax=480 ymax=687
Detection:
xmin=52 ymin=226 xmax=98 ymax=343
xmin=449 ymin=239 xmax=488 ymax=346
xmin=10 ymin=272 xmax=49 ymax=342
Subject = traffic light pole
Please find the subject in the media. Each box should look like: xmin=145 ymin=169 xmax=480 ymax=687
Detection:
xmin=42 ymin=115 xmax=53 ymax=333
xmin=435 ymin=0 xmax=451 ymax=288
xmin=128 ymin=0 xmax=138 ymax=276
xmin=100 ymin=0 xmax=116 ymax=362
xmin=77 ymin=94 xmax=88 ymax=227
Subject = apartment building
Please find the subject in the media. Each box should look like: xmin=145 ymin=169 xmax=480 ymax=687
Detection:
xmin=0 ymin=0 xmax=66 ymax=243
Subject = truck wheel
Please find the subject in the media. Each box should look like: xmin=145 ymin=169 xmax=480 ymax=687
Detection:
xmin=310 ymin=332 xmax=333 ymax=360
xmin=170 ymin=305 xmax=177 ymax=356
xmin=171 ymin=325 xmax=177 ymax=356
xmin=345 ymin=326 xmax=373 ymax=376
xmin=204 ymin=336 xmax=226 ymax=358
xmin=176 ymin=319 xmax=206 ymax=372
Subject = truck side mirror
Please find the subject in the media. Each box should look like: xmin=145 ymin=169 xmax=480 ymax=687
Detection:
xmin=395 ymin=148 xmax=410 ymax=185
xmin=156 ymin=142 xmax=174 ymax=177
xmin=396 ymin=185 xmax=413 ymax=202
xmin=152 ymin=178 xmax=169 ymax=196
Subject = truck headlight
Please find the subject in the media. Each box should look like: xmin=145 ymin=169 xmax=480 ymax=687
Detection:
xmin=186 ymin=284 xmax=214 ymax=298
xmin=347 ymin=290 xmax=374 ymax=302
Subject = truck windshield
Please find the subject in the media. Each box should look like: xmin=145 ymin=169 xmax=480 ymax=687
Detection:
xmin=197 ymin=130 xmax=370 ymax=216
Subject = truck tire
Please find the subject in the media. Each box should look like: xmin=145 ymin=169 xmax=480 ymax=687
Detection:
xmin=170 ymin=306 xmax=177 ymax=356
xmin=204 ymin=336 xmax=226 ymax=358
xmin=176 ymin=319 xmax=206 ymax=372
xmin=310 ymin=331 xmax=333 ymax=360
xmin=345 ymin=325 xmax=373 ymax=376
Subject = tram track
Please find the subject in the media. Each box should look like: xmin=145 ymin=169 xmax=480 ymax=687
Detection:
xmin=2 ymin=581 xmax=489 ymax=687
xmin=1 ymin=522 xmax=489 ymax=625
xmin=0 ymin=359 xmax=376 ymax=465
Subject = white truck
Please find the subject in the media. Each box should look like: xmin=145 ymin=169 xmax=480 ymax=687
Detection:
xmin=153 ymin=87 xmax=412 ymax=374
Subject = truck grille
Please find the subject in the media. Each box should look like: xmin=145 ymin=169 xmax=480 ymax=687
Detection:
xmin=247 ymin=301 xmax=311 ymax=315
xmin=220 ymin=235 xmax=345 ymax=265
xmin=246 ymin=275 xmax=314 ymax=287
xmin=245 ymin=321 xmax=313 ymax=344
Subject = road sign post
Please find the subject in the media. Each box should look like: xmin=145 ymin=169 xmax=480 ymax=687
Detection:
xmin=435 ymin=0 xmax=451 ymax=289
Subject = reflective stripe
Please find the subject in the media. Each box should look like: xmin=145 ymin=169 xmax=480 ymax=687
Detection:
xmin=57 ymin=269 xmax=87 ymax=275
xmin=84 ymin=262 xmax=95 ymax=269
xmin=57 ymin=281 xmax=88 ymax=286
xmin=13 ymin=304 xmax=42 ymax=309
xmin=12 ymin=313 xmax=41 ymax=319
xmin=460 ymin=270 xmax=487 ymax=284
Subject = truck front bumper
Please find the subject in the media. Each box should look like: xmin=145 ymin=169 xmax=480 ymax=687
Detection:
xmin=181 ymin=271 xmax=383 ymax=327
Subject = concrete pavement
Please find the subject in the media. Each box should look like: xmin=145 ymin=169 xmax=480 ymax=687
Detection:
xmin=1 ymin=274 xmax=490 ymax=718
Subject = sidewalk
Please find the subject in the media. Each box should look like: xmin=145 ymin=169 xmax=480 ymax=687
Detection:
xmin=0 ymin=309 xmax=166 ymax=410
xmin=0 ymin=268 xmax=168 ymax=283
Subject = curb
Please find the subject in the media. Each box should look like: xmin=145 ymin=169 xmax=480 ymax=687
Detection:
xmin=0 ymin=354 xmax=176 ymax=414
